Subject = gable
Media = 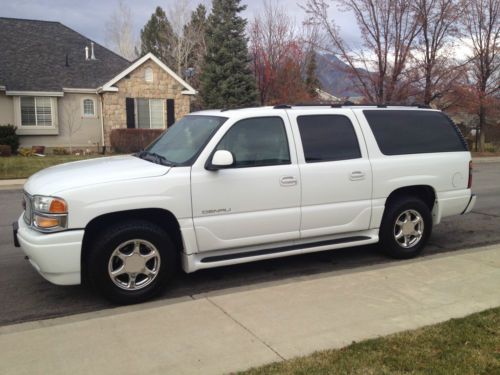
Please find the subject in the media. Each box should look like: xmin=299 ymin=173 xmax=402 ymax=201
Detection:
xmin=100 ymin=53 xmax=196 ymax=95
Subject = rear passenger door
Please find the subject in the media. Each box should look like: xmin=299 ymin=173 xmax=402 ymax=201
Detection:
xmin=288 ymin=110 xmax=372 ymax=238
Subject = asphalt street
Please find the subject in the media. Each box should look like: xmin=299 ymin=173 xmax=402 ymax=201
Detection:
xmin=1 ymin=162 xmax=499 ymax=326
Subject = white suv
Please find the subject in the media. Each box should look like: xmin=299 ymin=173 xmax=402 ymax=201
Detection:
xmin=13 ymin=105 xmax=476 ymax=303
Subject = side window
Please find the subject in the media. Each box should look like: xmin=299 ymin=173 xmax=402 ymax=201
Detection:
xmin=82 ymin=98 xmax=95 ymax=117
xmin=363 ymin=110 xmax=468 ymax=155
xmin=297 ymin=115 xmax=361 ymax=162
xmin=216 ymin=117 xmax=290 ymax=168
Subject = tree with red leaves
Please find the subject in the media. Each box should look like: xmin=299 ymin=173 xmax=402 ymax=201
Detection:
xmin=250 ymin=0 xmax=314 ymax=105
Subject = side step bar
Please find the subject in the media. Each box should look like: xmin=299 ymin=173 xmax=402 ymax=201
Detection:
xmin=182 ymin=232 xmax=379 ymax=273
xmin=201 ymin=236 xmax=371 ymax=263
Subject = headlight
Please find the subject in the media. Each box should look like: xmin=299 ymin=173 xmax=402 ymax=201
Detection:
xmin=33 ymin=196 xmax=68 ymax=214
xmin=31 ymin=195 xmax=68 ymax=232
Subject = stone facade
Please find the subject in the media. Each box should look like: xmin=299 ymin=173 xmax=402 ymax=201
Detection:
xmin=101 ymin=60 xmax=192 ymax=148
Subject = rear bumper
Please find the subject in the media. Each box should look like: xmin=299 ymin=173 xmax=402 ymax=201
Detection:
xmin=16 ymin=216 xmax=83 ymax=285
xmin=461 ymin=194 xmax=476 ymax=215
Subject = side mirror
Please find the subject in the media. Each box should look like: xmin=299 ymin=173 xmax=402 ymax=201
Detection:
xmin=208 ymin=150 xmax=234 ymax=170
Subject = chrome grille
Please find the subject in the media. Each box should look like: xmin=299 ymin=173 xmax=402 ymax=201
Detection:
xmin=23 ymin=193 xmax=32 ymax=225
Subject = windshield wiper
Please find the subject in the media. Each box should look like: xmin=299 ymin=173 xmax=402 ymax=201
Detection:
xmin=135 ymin=151 xmax=174 ymax=166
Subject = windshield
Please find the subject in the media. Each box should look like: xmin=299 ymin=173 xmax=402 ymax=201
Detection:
xmin=144 ymin=115 xmax=227 ymax=165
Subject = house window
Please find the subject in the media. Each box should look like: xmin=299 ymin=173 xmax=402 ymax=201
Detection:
xmin=20 ymin=97 xmax=53 ymax=126
xmin=145 ymin=67 xmax=153 ymax=83
xmin=82 ymin=98 xmax=95 ymax=117
xmin=136 ymin=99 xmax=164 ymax=129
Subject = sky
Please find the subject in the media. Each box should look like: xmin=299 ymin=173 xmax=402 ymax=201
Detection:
xmin=0 ymin=0 xmax=361 ymax=52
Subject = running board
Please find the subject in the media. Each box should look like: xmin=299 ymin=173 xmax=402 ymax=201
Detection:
xmin=201 ymin=236 xmax=371 ymax=263
xmin=181 ymin=232 xmax=379 ymax=273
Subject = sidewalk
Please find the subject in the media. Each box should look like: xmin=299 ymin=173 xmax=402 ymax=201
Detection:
xmin=1 ymin=244 xmax=499 ymax=375
xmin=0 ymin=178 xmax=26 ymax=190
xmin=473 ymin=156 xmax=500 ymax=163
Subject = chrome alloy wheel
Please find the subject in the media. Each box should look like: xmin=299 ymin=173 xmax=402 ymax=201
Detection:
xmin=393 ymin=209 xmax=424 ymax=248
xmin=107 ymin=239 xmax=161 ymax=291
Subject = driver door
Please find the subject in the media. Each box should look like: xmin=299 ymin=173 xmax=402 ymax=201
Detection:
xmin=190 ymin=114 xmax=301 ymax=252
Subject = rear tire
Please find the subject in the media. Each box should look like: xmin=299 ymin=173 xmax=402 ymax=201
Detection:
xmin=86 ymin=220 xmax=177 ymax=304
xmin=379 ymin=196 xmax=432 ymax=259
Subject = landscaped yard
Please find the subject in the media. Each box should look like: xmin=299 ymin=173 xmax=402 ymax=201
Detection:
xmin=240 ymin=307 xmax=500 ymax=375
xmin=0 ymin=155 xmax=104 ymax=179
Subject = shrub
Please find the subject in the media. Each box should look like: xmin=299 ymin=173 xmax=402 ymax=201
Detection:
xmin=483 ymin=143 xmax=498 ymax=153
xmin=110 ymin=128 xmax=164 ymax=153
xmin=0 ymin=144 xmax=12 ymax=157
xmin=0 ymin=124 xmax=20 ymax=154
xmin=52 ymin=147 xmax=69 ymax=155
xmin=19 ymin=148 xmax=34 ymax=157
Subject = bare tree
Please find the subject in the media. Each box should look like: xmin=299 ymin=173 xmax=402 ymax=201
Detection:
xmin=183 ymin=4 xmax=208 ymax=89
xmin=462 ymin=0 xmax=500 ymax=151
xmin=414 ymin=0 xmax=466 ymax=105
xmin=106 ymin=0 xmax=138 ymax=61
xmin=304 ymin=0 xmax=422 ymax=103
xmin=166 ymin=0 xmax=206 ymax=76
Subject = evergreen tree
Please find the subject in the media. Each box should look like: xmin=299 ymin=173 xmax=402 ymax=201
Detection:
xmin=305 ymin=50 xmax=321 ymax=98
xmin=140 ymin=7 xmax=176 ymax=67
xmin=200 ymin=0 xmax=257 ymax=109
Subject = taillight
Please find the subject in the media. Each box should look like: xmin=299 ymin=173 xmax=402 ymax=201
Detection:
xmin=468 ymin=161 xmax=473 ymax=189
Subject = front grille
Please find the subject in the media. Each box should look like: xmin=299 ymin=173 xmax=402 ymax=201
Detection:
xmin=23 ymin=193 xmax=32 ymax=225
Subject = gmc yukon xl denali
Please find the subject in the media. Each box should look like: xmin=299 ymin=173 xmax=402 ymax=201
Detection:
xmin=13 ymin=105 xmax=476 ymax=303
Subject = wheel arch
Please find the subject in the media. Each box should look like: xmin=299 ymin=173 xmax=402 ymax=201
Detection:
xmin=81 ymin=208 xmax=183 ymax=284
xmin=385 ymin=185 xmax=437 ymax=211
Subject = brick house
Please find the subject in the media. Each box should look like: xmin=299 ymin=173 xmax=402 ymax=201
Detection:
xmin=0 ymin=18 xmax=195 ymax=152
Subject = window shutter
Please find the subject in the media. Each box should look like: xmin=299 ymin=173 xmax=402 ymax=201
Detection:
xmin=166 ymin=99 xmax=175 ymax=127
xmin=125 ymin=98 xmax=135 ymax=128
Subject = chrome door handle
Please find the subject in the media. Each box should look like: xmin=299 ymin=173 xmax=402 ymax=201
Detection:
xmin=280 ymin=176 xmax=297 ymax=186
xmin=350 ymin=171 xmax=365 ymax=181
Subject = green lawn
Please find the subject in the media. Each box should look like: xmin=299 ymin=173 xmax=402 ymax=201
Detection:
xmin=0 ymin=155 xmax=104 ymax=179
xmin=240 ymin=307 xmax=500 ymax=375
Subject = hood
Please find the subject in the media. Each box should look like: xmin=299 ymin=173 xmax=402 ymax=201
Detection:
xmin=24 ymin=155 xmax=170 ymax=195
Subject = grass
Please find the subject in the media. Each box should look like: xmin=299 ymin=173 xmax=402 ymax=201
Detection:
xmin=239 ymin=307 xmax=500 ymax=375
xmin=0 ymin=155 xmax=103 ymax=179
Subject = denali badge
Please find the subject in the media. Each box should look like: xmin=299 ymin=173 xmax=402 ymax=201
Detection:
xmin=201 ymin=208 xmax=232 ymax=215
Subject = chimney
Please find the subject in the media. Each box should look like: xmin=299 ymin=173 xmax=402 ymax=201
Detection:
xmin=85 ymin=46 xmax=89 ymax=60
xmin=90 ymin=42 xmax=96 ymax=60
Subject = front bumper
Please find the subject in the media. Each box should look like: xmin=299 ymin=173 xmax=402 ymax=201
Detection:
xmin=15 ymin=216 xmax=83 ymax=285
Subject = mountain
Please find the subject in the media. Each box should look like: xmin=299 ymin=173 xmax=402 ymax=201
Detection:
xmin=315 ymin=53 xmax=363 ymax=98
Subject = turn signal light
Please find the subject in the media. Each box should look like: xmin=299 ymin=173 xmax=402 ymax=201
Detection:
xmin=49 ymin=199 xmax=67 ymax=213
xmin=34 ymin=215 xmax=60 ymax=228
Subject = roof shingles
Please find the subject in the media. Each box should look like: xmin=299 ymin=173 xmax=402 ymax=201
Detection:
xmin=0 ymin=17 xmax=130 ymax=91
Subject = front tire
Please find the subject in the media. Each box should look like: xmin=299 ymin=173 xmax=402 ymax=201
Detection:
xmin=379 ymin=196 xmax=432 ymax=259
xmin=86 ymin=220 xmax=177 ymax=304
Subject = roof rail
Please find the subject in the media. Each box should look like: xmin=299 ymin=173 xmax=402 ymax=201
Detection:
xmin=220 ymin=104 xmax=261 ymax=112
xmin=274 ymin=102 xmax=432 ymax=109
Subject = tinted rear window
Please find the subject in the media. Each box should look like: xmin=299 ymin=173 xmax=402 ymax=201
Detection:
xmin=297 ymin=115 xmax=361 ymax=162
xmin=363 ymin=110 xmax=467 ymax=155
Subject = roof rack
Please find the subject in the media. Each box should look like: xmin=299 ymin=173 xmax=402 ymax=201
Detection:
xmin=220 ymin=105 xmax=259 ymax=112
xmin=273 ymin=102 xmax=431 ymax=109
